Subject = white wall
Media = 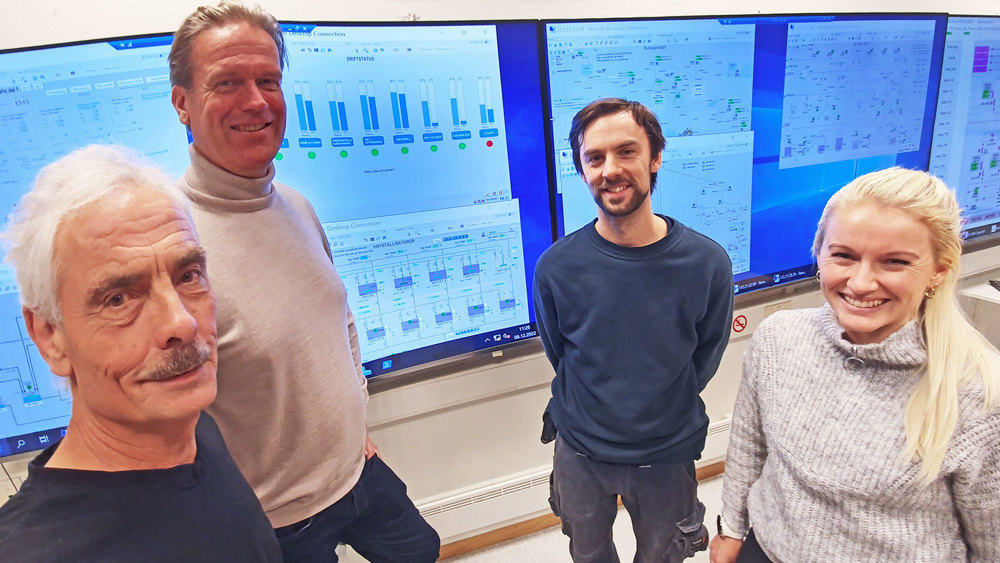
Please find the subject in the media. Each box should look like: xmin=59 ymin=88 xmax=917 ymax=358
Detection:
xmin=5 ymin=0 xmax=1000 ymax=544
xmin=4 ymin=0 xmax=1000 ymax=50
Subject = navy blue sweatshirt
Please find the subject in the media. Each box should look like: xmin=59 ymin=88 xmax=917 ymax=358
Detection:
xmin=533 ymin=216 xmax=733 ymax=464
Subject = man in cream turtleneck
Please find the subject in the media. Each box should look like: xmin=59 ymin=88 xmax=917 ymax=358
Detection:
xmin=168 ymin=3 xmax=439 ymax=561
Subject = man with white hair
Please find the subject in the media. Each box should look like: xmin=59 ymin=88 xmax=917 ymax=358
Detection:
xmin=0 ymin=145 xmax=281 ymax=562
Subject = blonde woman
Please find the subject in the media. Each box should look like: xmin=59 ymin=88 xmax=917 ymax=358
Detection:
xmin=710 ymin=168 xmax=1000 ymax=562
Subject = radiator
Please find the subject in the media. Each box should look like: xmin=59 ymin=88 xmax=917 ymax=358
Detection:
xmin=416 ymin=416 xmax=732 ymax=544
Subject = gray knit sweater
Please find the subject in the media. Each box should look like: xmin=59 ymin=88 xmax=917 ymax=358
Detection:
xmin=721 ymin=305 xmax=1000 ymax=562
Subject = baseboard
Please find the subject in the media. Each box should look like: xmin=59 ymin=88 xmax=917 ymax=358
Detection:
xmin=438 ymin=460 xmax=725 ymax=560
xmin=695 ymin=460 xmax=726 ymax=481
xmin=439 ymin=512 xmax=562 ymax=559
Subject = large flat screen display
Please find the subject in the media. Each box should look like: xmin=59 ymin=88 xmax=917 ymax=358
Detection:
xmin=544 ymin=14 xmax=947 ymax=295
xmin=0 ymin=21 xmax=551 ymax=455
xmin=276 ymin=21 xmax=551 ymax=378
xmin=929 ymin=16 xmax=1000 ymax=245
xmin=0 ymin=35 xmax=182 ymax=458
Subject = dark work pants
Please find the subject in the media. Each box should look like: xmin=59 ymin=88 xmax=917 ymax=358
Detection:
xmin=736 ymin=530 xmax=773 ymax=563
xmin=549 ymin=437 xmax=709 ymax=563
xmin=274 ymin=455 xmax=440 ymax=562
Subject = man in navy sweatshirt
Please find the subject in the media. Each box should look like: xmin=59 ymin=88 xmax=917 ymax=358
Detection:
xmin=533 ymin=98 xmax=734 ymax=563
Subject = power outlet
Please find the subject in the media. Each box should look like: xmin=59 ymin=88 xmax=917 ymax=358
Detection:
xmin=764 ymin=300 xmax=792 ymax=318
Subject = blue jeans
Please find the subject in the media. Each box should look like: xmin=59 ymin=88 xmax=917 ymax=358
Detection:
xmin=274 ymin=455 xmax=440 ymax=562
xmin=550 ymin=437 xmax=708 ymax=563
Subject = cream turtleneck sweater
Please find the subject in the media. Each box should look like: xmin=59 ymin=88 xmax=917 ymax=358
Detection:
xmin=179 ymin=147 xmax=368 ymax=527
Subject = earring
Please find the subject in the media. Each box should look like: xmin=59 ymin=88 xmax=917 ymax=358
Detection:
xmin=924 ymin=286 xmax=937 ymax=299
xmin=815 ymin=269 xmax=821 ymax=282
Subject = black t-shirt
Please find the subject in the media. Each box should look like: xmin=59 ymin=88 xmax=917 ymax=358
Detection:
xmin=0 ymin=413 xmax=281 ymax=562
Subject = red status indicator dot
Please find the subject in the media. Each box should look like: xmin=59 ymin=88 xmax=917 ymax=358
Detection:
xmin=486 ymin=140 xmax=494 ymax=147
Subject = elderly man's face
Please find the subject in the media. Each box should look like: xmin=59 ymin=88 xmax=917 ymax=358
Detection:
xmin=29 ymin=187 xmax=218 ymax=426
xmin=171 ymin=22 xmax=286 ymax=178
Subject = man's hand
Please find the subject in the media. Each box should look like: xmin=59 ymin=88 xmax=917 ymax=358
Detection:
xmin=709 ymin=534 xmax=743 ymax=563
xmin=364 ymin=431 xmax=380 ymax=460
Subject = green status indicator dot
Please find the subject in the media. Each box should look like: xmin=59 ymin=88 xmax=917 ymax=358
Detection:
xmin=430 ymin=145 xmax=439 ymax=152
xmin=307 ymin=151 xmax=317 ymax=160
xmin=371 ymin=148 xmax=380 ymax=156
xmin=459 ymin=142 xmax=467 ymax=150
xmin=275 ymin=152 xmax=284 ymax=161
xmin=340 ymin=150 xmax=348 ymax=158
xmin=401 ymin=147 xmax=409 ymax=154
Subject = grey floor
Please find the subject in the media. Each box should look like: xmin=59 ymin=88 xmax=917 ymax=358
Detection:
xmin=444 ymin=475 xmax=723 ymax=562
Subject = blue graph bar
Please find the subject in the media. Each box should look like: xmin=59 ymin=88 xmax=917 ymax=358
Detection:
xmin=399 ymin=93 xmax=410 ymax=128
xmin=337 ymin=102 xmax=348 ymax=130
xmin=391 ymin=91 xmax=402 ymax=129
xmin=451 ymin=98 xmax=460 ymax=126
xmin=305 ymin=100 xmax=316 ymax=131
xmin=368 ymin=97 xmax=380 ymax=130
xmin=488 ymin=108 xmax=494 ymax=123
xmin=360 ymin=95 xmax=372 ymax=130
xmin=294 ymin=94 xmax=307 ymax=130
xmin=329 ymin=101 xmax=340 ymax=131
xmin=421 ymin=101 xmax=431 ymax=128
xmin=479 ymin=104 xmax=487 ymax=124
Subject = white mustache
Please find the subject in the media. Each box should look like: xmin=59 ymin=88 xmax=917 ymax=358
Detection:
xmin=143 ymin=340 xmax=212 ymax=381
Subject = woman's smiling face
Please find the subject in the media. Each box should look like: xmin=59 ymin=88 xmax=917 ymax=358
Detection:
xmin=818 ymin=203 xmax=948 ymax=345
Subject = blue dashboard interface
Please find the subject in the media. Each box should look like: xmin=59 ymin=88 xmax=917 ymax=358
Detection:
xmin=0 ymin=35 xmax=183 ymax=457
xmin=0 ymin=22 xmax=551 ymax=455
xmin=545 ymin=14 xmax=947 ymax=294
xmin=276 ymin=22 xmax=551 ymax=378
xmin=930 ymin=16 xmax=1000 ymax=243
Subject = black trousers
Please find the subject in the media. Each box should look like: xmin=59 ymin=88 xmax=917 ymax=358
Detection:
xmin=736 ymin=529 xmax=774 ymax=563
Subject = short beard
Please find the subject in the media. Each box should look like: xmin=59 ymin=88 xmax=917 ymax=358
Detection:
xmin=143 ymin=340 xmax=212 ymax=381
xmin=594 ymin=184 xmax=649 ymax=218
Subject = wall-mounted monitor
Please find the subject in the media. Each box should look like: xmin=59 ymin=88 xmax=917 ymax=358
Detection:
xmin=929 ymin=15 xmax=1000 ymax=246
xmin=276 ymin=21 xmax=552 ymax=378
xmin=0 ymin=34 xmax=184 ymax=457
xmin=543 ymin=14 xmax=947 ymax=296
xmin=0 ymin=21 xmax=553 ymax=452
